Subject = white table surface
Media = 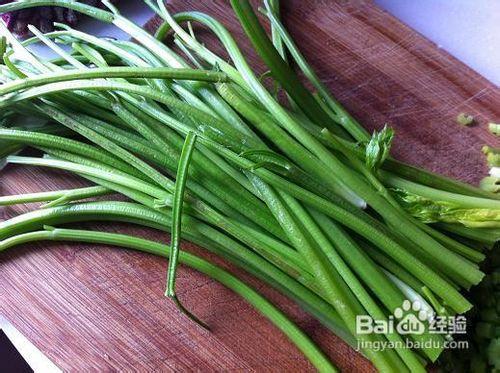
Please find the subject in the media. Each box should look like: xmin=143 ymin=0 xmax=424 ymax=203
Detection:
xmin=374 ymin=0 xmax=500 ymax=87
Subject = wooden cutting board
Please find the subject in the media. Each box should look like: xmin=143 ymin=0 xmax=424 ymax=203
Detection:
xmin=1 ymin=0 xmax=498 ymax=371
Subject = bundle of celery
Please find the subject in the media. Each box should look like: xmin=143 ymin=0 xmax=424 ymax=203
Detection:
xmin=438 ymin=249 xmax=500 ymax=372
xmin=0 ymin=1 xmax=498 ymax=372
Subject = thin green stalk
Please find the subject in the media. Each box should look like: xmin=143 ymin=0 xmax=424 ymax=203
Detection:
xmin=0 ymin=200 xmax=353 ymax=346
xmin=0 ymin=67 xmax=228 ymax=95
xmin=418 ymin=223 xmax=485 ymax=263
xmin=134 ymin=85 xmax=341 ymax=207
xmin=155 ymin=10 xmax=364 ymax=207
xmin=0 ymin=22 xmax=48 ymax=74
xmin=6 ymin=155 xmax=171 ymax=202
xmin=71 ymin=111 xmax=250 ymax=223
xmin=230 ymin=219 xmax=310 ymax=276
xmin=75 ymin=113 xmax=259 ymax=228
xmin=388 ymin=276 xmax=437 ymax=318
xmin=0 ymin=128 xmax=145 ymax=180
xmin=324 ymin=131 xmax=486 ymax=266
xmin=37 ymin=104 xmax=176 ymax=191
xmin=246 ymin=174 xmax=399 ymax=372
xmin=28 ymin=147 xmax=315 ymax=296
xmin=0 ymin=79 xmax=261 ymax=152
xmin=139 ymin=108 xmax=256 ymax=196
xmin=224 ymin=0 xmax=482 ymax=290
xmin=381 ymin=172 xmax=500 ymax=209
xmin=82 ymin=176 xmax=159 ymax=210
xmin=38 ymin=144 xmax=293 ymax=272
xmin=128 ymin=94 xmax=460 ymax=295
xmin=267 ymin=0 xmax=286 ymax=60
xmin=28 ymin=24 xmax=91 ymax=70
xmin=166 ymin=131 xmax=207 ymax=328
xmin=110 ymin=103 xmax=287 ymax=241
xmin=39 ymin=158 xmax=171 ymax=218
xmin=52 ymin=91 xmax=126 ymax=127
xmin=217 ymin=83 xmax=365 ymax=207
xmin=318 ymin=129 xmax=500 ymax=200
xmin=110 ymin=34 xmax=253 ymax=141
xmin=437 ymin=224 xmax=499 ymax=246
xmin=361 ymin=244 xmax=425 ymax=293
xmin=52 ymin=26 xmax=150 ymax=67
xmin=0 ymin=1 xmax=113 ymax=23
xmin=171 ymin=83 xmax=217 ymax=116
xmin=196 ymin=138 xmax=473 ymax=313
xmin=148 ymin=9 xmax=248 ymax=89
xmin=309 ymin=209 xmax=444 ymax=362
xmin=383 ymin=159 xmax=500 ymax=201
xmin=112 ymin=100 xmax=256 ymax=206
xmin=0 ymin=226 xmax=336 ymax=373
xmin=0 ymin=3 xmax=489 ymax=369
xmin=260 ymin=0 xmax=369 ymax=142
xmin=71 ymin=42 xmax=108 ymax=67
xmin=317 ymin=127 xmax=482 ymax=290
xmin=298 ymin=204 xmax=425 ymax=370
xmin=229 ymin=0 xmax=346 ymax=137
xmin=0 ymin=186 xmax=110 ymax=206
xmin=197 ymin=86 xmax=260 ymax=141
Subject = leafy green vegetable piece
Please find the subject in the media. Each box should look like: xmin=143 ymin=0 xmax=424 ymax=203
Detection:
xmin=482 ymin=145 xmax=500 ymax=167
xmin=489 ymin=122 xmax=500 ymax=136
xmin=393 ymin=189 xmax=500 ymax=228
xmin=480 ymin=177 xmax=500 ymax=194
xmin=456 ymin=112 xmax=474 ymax=126
xmin=365 ymin=125 xmax=394 ymax=170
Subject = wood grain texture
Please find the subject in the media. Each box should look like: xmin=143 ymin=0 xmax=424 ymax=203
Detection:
xmin=1 ymin=0 xmax=498 ymax=372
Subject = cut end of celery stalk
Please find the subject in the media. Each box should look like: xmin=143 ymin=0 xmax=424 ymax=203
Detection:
xmin=489 ymin=122 xmax=500 ymax=136
xmin=490 ymin=167 xmax=500 ymax=178
xmin=457 ymin=113 xmax=474 ymax=126
xmin=480 ymin=177 xmax=500 ymax=194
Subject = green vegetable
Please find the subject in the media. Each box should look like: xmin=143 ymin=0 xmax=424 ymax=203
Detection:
xmin=365 ymin=125 xmax=394 ymax=171
xmin=438 ymin=246 xmax=500 ymax=372
xmin=456 ymin=112 xmax=474 ymax=126
xmin=0 ymin=0 xmax=497 ymax=371
xmin=489 ymin=122 xmax=500 ymax=136
xmin=480 ymin=176 xmax=500 ymax=194
xmin=0 ymin=226 xmax=336 ymax=373
xmin=482 ymin=145 xmax=500 ymax=167
xmin=393 ymin=189 xmax=500 ymax=228
xmin=166 ymin=131 xmax=207 ymax=328
xmin=0 ymin=185 xmax=110 ymax=206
